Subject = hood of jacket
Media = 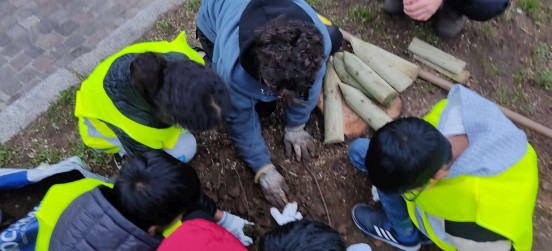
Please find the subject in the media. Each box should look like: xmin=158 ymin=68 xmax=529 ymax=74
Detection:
xmin=49 ymin=187 xmax=162 ymax=251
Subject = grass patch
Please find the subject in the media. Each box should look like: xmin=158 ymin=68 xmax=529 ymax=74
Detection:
xmin=518 ymin=0 xmax=546 ymax=24
xmin=183 ymin=0 xmax=201 ymax=12
xmin=480 ymin=23 xmax=497 ymax=40
xmin=349 ymin=6 xmax=374 ymax=24
xmin=46 ymin=87 xmax=77 ymax=127
xmin=410 ymin=23 xmax=439 ymax=46
xmin=155 ymin=20 xmax=175 ymax=34
xmin=536 ymin=69 xmax=552 ymax=91
xmin=532 ymin=43 xmax=551 ymax=60
xmin=478 ymin=54 xmax=500 ymax=77
xmin=495 ymin=85 xmax=536 ymax=116
xmin=305 ymin=0 xmax=320 ymax=8
xmin=0 ymin=145 xmax=18 ymax=166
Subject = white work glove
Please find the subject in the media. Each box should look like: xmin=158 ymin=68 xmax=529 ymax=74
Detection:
xmin=217 ymin=211 xmax=254 ymax=246
xmin=347 ymin=243 xmax=373 ymax=251
xmin=270 ymin=201 xmax=303 ymax=225
xmin=255 ymin=164 xmax=289 ymax=208
xmin=284 ymin=124 xmax=316 ymax=161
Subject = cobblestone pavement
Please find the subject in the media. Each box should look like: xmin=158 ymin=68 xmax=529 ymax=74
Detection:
xmin=0 ymin=0 xmax=150 ymax=110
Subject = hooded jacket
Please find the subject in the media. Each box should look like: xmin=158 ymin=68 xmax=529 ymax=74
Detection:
xmin=196 ymin=0 xmax=332 ymax=171
xmin=49 ymin=186 xmax=161 ymax=251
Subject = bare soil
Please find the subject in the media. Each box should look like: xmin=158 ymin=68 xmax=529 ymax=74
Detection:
xmin=1 ymin=0 xmax=551 ymax=250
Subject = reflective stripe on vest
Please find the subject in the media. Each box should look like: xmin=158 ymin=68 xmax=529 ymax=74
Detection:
xmin=35 ymin=178 xmax=112 ymax=250
xmin=405 ymin=99 xmax=538 ymax=251
xmin=75 ymin=32 xmax=203 ymax=150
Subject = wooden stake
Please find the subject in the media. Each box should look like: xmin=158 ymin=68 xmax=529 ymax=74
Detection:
xmin=413 ymin=55 xmax=470 ymax=83
xmin=340 ymin=29 xmax=419 ymax=92
xmin=333 ymin=52 xmax=371 ymax=98
xmin=408 ymin=37 xmax=466 ymax=75
xmin=323 ymin=58 xmax=345 ymax=143
xmin=419 ymin=70 xmax=552 ymax=139
xmin=343 ymin=51 xmax=399 ymax=107
xmin=339 ymin=83 xmax=392 ymax=130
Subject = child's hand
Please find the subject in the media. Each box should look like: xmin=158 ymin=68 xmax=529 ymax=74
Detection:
xmin=403 ymin=0 xmax=443 ymax=21
xmin=217 ymin=211 xmax=254 ymax=246
xmin=270 ymin=202 xmax=303 ymax=226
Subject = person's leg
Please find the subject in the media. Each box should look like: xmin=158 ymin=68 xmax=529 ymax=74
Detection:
xmin=254 ymin=100 xmax=278 ymax=118
xmin=164 ymin=130 xmax=197 ymax=163
xmin=434 ymin=2 xmax=467 ymax=40
xmin=377 ymin=190 xmax=419 ymax=239
xmin=382 ymin=0 xmax=404 ymax=15
xmin=348 ymin=138 xmax=369 ymax=173
xmin=446 ymin=0 xmax=510 ymax=21
xmin=195 ymin=27 xmax=215 ymax=66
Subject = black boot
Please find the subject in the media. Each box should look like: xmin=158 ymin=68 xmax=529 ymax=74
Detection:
xmin=383 ymin=0 xmax=404 ymax=15
xmin=434 ymin=3 xmax=467 ymax=39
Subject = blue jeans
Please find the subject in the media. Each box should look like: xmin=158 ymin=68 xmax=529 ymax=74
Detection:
xmin=348 ymin=138 xmax=419 ymax=240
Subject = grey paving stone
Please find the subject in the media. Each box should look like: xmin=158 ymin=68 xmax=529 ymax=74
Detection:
xmin=64 ymin=33 xmax=86 ymax=50
xmin=2 ymin=42 xmax=22 ymax=58
xmin=19 ymin=15 xmax=40 ymax=30
xmin=48 ymin=8 xmax=69 ymax=25
xmin=24 ymin=45 xmax=45 ymax=58
xmin=0 ymin=66 xmax=22 ymax=96
xmin=8 ymin=0 xmax=26 ymax=8
xmin=16 ymin=67 xmax=39 ymax=84
xmin=0 ymin=1 xmax=15 ymax=17
xmin=37 ymin=3 xmax=58 ymax=17
xmin=56 ymin=20 xmax=80 ymax=36
xmin=35 ymin=18 xmax=57 ymax=34
xmin=32 ymin=54 xmax=55 ymax=72
xmin=70 ymin=46 xmax=91 ymax=58
xmin=0 ymin=14 xmax=17 ymax=28
xmin=54 ymin=54 xmax=76 ymax=68
xmin=0 ymin=32 xmax=11 ymax=47
xmin=0 ymin=56 xmax=7 ymax=66
xmin=36 ymin=33 xmax=63 ymax=50
xmin=50 ymin=43 xmax=70 ymax=60
xmin=0 ymin=90 xmax=9 ymax=103
xmin=6 ymin=25 xmax=26 ymax=39
xmin=9 ymin=53 xmax=32 ymax=72
xmin=14 ymin=2 xmax=39 ymax=22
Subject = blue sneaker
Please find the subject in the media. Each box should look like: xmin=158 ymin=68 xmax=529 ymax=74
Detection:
xmin=352 ymin=204 xmax=421 ymax=251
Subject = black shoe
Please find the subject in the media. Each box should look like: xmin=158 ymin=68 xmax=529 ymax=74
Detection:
xmin=352 ymin=204 xmax=421 ymax=251
xmin=383 ymin=0 xmax=404 ymax=15
xmin=434 ymin=4 xmax=467 ymax=39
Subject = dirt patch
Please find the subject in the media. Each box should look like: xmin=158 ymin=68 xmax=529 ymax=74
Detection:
xmin=1 ymin=0 xmax=551 ymax=250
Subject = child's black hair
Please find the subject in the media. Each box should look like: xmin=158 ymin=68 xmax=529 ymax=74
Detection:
xmin=113 ymin=151 xmax=200 ymax=232
xmin=130 ymin=52 xmax=167 ymax=106
xmin=260 ymin=220 xmax=346 ymax=251
xmin=154 ymin=59 xmax=230 ymax=131
xmin=365 ymin=117 xmax=453 ymax=193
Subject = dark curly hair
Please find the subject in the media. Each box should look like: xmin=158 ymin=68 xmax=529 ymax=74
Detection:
xmin=251 ymin=16 xmax=325 ymax=99
xmin=260 ymin=220 xmax=346 ymax=251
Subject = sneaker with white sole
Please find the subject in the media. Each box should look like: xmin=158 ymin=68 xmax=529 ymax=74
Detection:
xmin=352 ymin=204 xmax=421 ymax=251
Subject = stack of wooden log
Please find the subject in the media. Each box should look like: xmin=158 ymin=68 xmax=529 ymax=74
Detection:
xmin=321 ymin=30 xmax=420 ymax=144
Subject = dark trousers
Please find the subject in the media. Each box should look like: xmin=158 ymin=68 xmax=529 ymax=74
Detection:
xmin=446 ymin=0 xmax=510 ymax=21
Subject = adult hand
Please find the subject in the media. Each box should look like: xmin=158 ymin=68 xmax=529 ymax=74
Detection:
xmin=217 ymin=211 xmax=254 ymax=246
xmin=284 ymin=124 xmax=316 ymax=161
xmin=255 ymin=164 xmax=289 ymax=208
xmin=270 ymin=201 xmax=303 ymax=226
xmin=403 ymin=0 xmax=443 ymax=21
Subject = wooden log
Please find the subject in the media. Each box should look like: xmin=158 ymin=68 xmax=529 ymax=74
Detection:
xmin=340 ymin=29 xmax=419 ymax=90
xmin=339 ymin=83 xmax=392 ymax=130
xmin=323 ymin=57 xmax=345 ymax=143
xmin=413 ymin=55 xmax=470 ymax=83
xmin=408 ymin=37 xmax=466 ymax=75
xmin=343 ymin=51 xmax=399 ymax=107
xmin=333 ymin=52 xmax=371 ymax=97
xmin=418 ymin=70 xmax=552 ymax=139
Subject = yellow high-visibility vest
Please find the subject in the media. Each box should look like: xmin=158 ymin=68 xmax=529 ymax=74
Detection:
xmin=405 ymin=100 xmax=538 ymax=251
xmin=75 ymin=32 xmax=204 ymax=152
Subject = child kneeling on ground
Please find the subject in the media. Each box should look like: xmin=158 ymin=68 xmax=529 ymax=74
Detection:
xmin=348 ymin=85 xmax=538 ymax=251
xmin=35 ymin=151 xmax=252 ymax=250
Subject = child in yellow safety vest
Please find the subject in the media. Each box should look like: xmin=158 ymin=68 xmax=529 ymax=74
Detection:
xmin=75 ymin=32 xmax=230 ymax=167
xmin=37 ymin=151 xmax=253 ymax=250
xmin=347 ymin=85 xmax=538 ymax=251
